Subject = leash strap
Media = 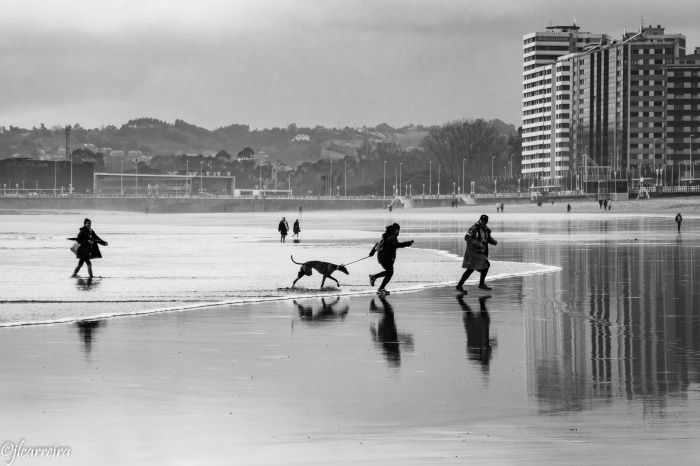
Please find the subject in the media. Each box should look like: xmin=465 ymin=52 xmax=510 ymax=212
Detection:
xmin=342 ymin=255 xmax=371 ymax=267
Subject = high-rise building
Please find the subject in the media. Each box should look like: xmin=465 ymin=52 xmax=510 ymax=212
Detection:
xmin=521 ymin=25 xmax=609 ymax=186
xmin=666 ymin=47 xmax=700 ymax=182
xmin=522 ymin=24 xmax=699 ymax=188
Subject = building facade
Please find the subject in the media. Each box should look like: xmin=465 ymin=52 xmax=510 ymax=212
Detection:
xmin=522 ymin=24 xmax=699 ymax=188
xmin=521 ymin=25 xmax=609 ymax=186
xmin=666 ymin=48 xmax=700 ymax=182
xmin=0 ymin=158 xmax=94 ymax=194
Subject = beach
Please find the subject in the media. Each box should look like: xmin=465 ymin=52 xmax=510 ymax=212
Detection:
xmin=0 ymin=202 xmax=698 ymax=465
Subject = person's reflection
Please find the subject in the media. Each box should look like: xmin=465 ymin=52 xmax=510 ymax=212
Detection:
xmin=75 ymin=277 xmax=100 ymax=291
xmin=294 ymin=297 xmax=349 ymax=324
xmin=369 ymin=295 xmax=414 ymax=368
xmin=75 ymin=319 xmax=105 ymax=356
xmin=457 ymin=295 xmax=494 ymax=372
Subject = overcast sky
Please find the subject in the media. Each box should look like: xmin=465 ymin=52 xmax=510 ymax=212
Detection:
xmin=1 ymin=0 xmax=698 ymax=130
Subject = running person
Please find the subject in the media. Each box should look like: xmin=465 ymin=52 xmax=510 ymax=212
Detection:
xmin=456 ymin=214 xmax=497 ymax=292
xmin=368 ymin=223 xmax=413 ymax=295
xmin=71 ymin=218 xmax=108 ymax=278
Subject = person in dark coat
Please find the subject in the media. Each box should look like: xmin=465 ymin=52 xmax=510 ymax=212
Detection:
xmin=368 ymin=223 xmax=414 ymax=295
xmin=278 ymin=217 xmax=289 ymax=242
xmin=71 ymin=218 xmax=107 ymax=278
xmin=567 ymin=203 xmax=571 ymax=213
xmin=292 ymin=219 xmax=301 ymax=238
xmin=676 ymin=213 xmax=683 ymax=232
xmin=456 ymin=214 xmax=497 ymax=292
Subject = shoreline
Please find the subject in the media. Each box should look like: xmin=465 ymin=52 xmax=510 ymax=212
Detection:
xmin=1 ymin=194 xmax=699 ymax=214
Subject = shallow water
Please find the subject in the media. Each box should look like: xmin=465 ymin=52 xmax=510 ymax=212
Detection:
xmin=0 ymin=208 xmax=698 ymax=464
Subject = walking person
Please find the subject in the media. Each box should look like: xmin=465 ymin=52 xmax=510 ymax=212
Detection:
xmin=500 ymin=202 xmax=504 ymax=213
xmin=278 ymin=216 xmax=289 ymax=242
xmin=456 ymin=214 xmax=498 ymax=293
xmin=70 ymin=218 xmax=108 ymax=278
xmin=292 ymin=219 xmax=301 ymax=238
xmin=567 ymin=203 xmax=571 ymax=213
xmin=368 ymin=223 xmax=414 ymax=295
xmin=676 ymin=213 xmax=683 ymax=232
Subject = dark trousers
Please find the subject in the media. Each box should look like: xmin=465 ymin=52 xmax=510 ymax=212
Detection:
xmin=677 ymin=222 xmax=681 ymax=232
xmin=372 ymin=261 xmax=394 ymax=290
xmin=73 ymin=258 xmax=93 ymax=277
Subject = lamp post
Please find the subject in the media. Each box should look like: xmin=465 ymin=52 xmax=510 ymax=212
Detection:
xmin=437 ymin=164 xmax=441 ymax=196
xmin=510 ymin=154 xmax=514 ymax=178
xmin=259 ymin=164 xmax=262 ymax=191
xmin=329 ymin=160 xmax=333 ymax=197
xmin=344 ymin=160 xmax=347 ymax=197
xmin=691 ymin=134 xmax=694 ymax=181
xmin=462 ymin=158 xmax=465 ymax=194
xmin=429 ymin=160 xmax=432 ymax=196
xmin=399 ymin=162 xmax=402 ymax=197
xmin=200 ymin=161 xmax=204 ymax=194
xmin=491 ymin=156 xmax=495 ymax=180
xmin=120 ymin=160 xmax=123 ymax=196
xmin=383 ymin=160 xmax=386 ymax=198
xmin=135 ymin=159 xmax=138 ymax=195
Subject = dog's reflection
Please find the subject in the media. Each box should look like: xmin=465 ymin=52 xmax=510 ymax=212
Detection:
xmin=457 ymin=295 xmax=495 ymax=372
xmin=369 ymin=295 xmax=414 ymax=368
xmin=75 ymin=319 xmax=106 ymax=357
xmin=294 ymin=297 xmax=349 ymax=324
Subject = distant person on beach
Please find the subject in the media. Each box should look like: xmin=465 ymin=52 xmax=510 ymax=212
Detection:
xmin=292 ymin=219 xmax=301 ymax=238
xmin=676 ymin=213 xmax=683 ymax=232
xmin=599 ymin=199 xmax=604 ymax=209
xmin=608 ymin=201 xmax=612 ymax=211
xmin=278 ymin=217 xmax=289 ymax=242
xmin=496 ymin=203 xmax=500 ymax=213
xmin=500 ymin=202 xmax=504 ymax=213
xmin=456 ymin=214 xmax=498 ymax=293
xmin=70 ymin=218 xmax=108 ymax=278
xmin=567 ymin=203 xmax=571 ymax=213
xmin=604 ymin=199 xmax=608 ymax=210
xmin=369 ymin=223 xmax=414 ymax=295
xmin=389 ymin=205 xmax=393 ymax=213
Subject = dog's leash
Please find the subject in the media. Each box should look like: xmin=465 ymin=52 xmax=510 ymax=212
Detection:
xmin=341 ymin=255 xmax=371 ymax=267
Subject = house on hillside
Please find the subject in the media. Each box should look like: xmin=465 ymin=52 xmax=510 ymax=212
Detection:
xmin=291 ymin=134 xmax=311 ymax=143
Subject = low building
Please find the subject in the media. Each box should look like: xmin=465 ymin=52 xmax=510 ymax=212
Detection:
xmin=94 ymin=172 xmax=238 ymax=196
xmin=0 ymin=157 xmax=94 ymax=193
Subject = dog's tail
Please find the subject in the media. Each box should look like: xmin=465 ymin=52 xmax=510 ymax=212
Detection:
xmin=290 ymin=255 xmax=303 ymax=265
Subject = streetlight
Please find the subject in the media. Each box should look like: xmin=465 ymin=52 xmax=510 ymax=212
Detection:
xmin=344 ymin=160 xmax=347 ymax=197
xmin=437 ymin=164 xmax=441 ymax=196
xmin=690 ymin=134 xmax=694 ymax=181
xmin=429 ymin=160 xmax=432 ymax=196
xmin=200 ymin=161 xmax=204 ymax=193
xmin=510 ymin=154 xmax=514 ymax=178
xmin=135 ymin=158 xmax=138 ymax=195
xmin=399 ymin=162 xmax=402 ymax=196
xmin=491 ymin=156 xmax=495 ymax=180
xmin=120 ymin=160 xmax=123 ymax=196
xmin=462 ymin=158 xmax=465 ymax=194
xmin=329 ymin=160 xmax=333 ymax=197
xmin=383 ymin=160 xmax=386 ymax=198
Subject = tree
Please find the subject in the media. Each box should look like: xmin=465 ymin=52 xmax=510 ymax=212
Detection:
xmin=237 ymin=147 xmax=255 ymax=159
xmin=421 ymin=119 xmax=508 ymax=184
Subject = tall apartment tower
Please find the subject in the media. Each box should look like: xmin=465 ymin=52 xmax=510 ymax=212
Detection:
xmin=521 ymin=25 xmax=609 ymax=186
xmin=562 ymin=25 xmax=686 ymax=183
xmin=666 ymin=47 xmax=700 ymax=181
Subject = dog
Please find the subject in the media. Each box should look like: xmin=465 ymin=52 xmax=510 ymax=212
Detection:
xmin=291 ymin=255 xmax=349 ymax=288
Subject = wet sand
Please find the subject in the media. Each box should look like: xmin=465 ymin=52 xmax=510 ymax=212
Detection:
xmin=1 ymin=283 xmax=698 ymax=465
xmin=0 ymin=206 xmax=698 ymax=464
